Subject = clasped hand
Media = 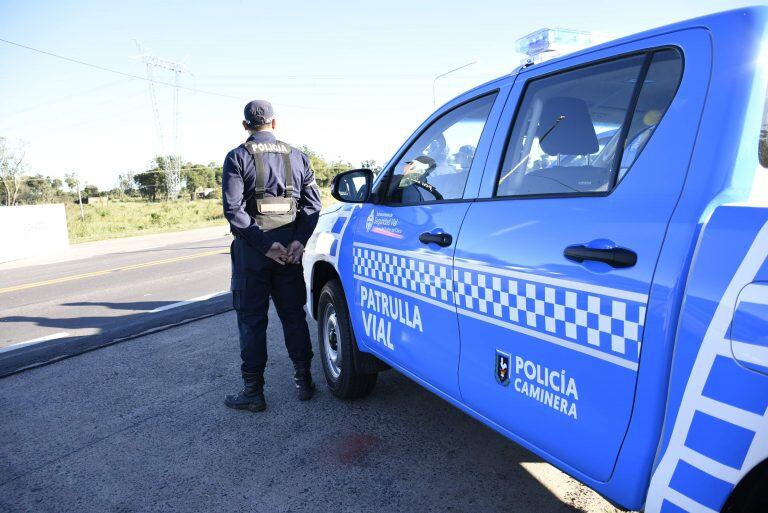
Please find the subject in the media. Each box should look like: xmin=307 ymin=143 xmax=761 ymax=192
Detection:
xmin=265 ymin=241 xmax=304 ymax=265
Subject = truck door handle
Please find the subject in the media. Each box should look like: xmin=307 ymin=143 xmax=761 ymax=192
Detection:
xmin=564 ymin=245 xmax=637 ymax=268
xmin=419 ymin=232 xmax=453 ymax=247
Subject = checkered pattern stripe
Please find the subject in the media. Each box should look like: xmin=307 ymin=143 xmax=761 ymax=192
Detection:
xmin=352 ymin=243 xmax=647 ymax=364
xmin=453 ymin=267 xmax=645 ymax=363
xmin=352 ymin=246 xmax=453 ymax=303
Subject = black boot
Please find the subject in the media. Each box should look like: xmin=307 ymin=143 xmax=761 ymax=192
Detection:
xmin=225 ymin=369 xmax=266 ymax=412
xmin=293 ymin=360 xmax=316 ymax=401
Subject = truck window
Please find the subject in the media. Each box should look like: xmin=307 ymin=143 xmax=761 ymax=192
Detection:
xmin=383 ymin=92 xmax=497 ymax=204
xmin=496 ymin=49 xmax=683 ymax=197
xmin=616 ymin=49 xmax=683 ymax=181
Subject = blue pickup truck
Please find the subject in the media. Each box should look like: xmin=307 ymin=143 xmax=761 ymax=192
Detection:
xmin=302 ymin=7 xmax=768 ymax=512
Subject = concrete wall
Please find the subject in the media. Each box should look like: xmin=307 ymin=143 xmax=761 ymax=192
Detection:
xmin=0 ymin=204 xmax=69 ymax=263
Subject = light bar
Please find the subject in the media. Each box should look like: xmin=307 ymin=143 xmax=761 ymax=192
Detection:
xmin=516 ymin=28 xmax=612 ymax=65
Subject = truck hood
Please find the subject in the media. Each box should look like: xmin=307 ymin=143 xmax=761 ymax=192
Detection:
xmin=319 ymin=203 xmax=344 ymax=217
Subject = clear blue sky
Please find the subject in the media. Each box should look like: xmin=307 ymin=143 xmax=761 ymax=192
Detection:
xmin=0 ymin=0 xmax=760 ymax=189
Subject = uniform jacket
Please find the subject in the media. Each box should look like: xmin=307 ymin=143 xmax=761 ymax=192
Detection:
xmin=222 ymin=131 xmax=322 ymax=253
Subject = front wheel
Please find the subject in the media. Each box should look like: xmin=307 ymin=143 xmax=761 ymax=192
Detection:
xmin=317 ymin=279 xmax=377 ymax=399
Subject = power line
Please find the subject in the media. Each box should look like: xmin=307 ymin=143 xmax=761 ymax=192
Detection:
xmin=0 ymin=37 xmax=432 ymax=112
xmin=0 ymin=93 xmax=149 ymax=135
xmin=0 ymin=37 xmax=247 ymax=102
xmin=0 ymin=79 xmax=133 ymax=118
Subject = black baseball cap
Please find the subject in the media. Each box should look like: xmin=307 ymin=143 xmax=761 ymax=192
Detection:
xmin=244 ymin=100 xmax=274 ymax=126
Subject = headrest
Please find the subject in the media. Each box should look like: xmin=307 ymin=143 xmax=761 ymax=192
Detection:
xmin=537 ymin=97 xmax=599 ymax=156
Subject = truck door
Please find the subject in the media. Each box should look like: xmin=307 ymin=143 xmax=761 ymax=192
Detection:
xmin=456 ymin=35 xmax=709 ymax=481
xmin=339 ymin=90 xmax=503 ymax=398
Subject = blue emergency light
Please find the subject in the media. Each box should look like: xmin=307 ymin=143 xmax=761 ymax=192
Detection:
xmin=516 ymin=28 xmax=611 ymax=64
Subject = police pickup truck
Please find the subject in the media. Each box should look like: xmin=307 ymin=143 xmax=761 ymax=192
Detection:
xmin=303 ymin=7 xmax=768 ymax=512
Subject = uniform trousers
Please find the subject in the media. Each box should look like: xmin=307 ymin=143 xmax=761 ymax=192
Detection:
xmin=230 ymin=232 xmax=313 ymax=374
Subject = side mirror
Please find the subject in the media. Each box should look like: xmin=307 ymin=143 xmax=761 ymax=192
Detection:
xmin=331 ymin=168 xmax=373 ymax=203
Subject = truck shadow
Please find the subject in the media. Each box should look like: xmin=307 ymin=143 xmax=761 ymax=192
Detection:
xmin=61 ymin=300 xmax=178 ymax=311
xmin=350 ymin=366 xmax=613 ymax=513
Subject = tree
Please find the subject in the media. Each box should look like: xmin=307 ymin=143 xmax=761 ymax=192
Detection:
xmin=360 ymin=160 xmax=382 ymax=174
xmin=150 ymin=155 xmax=182 ymax=198
xmin=83 ymin=184 xmax=100 ymax=197
xmin=50 ymin=178 xmax=64 ymax=201
xmin=64 ymin=174 xmax=77 ymax=192
xmin=182 ymin=165 xmax=215 ymax=200
xmin=0 ymin=137 xmax=27 ymax=206
xmin=297 ymin=145 xmax=336 ymax=188
xmin=133 ymin=171 xmax=166 ymax=201
xmin=211 ymin=162 xmax=223 ymax=187
xmin=152 ymin=155 xmax=179 ymax=173
xmin=330 ymin=159 xmax=353 ymax=182
xmin=129 ymin=156 xmax=179 ymax=202
xmin=18 ymin=175 xmax=65 ymax=204
xmin=116 ymin=173 xmax=136 ymax=200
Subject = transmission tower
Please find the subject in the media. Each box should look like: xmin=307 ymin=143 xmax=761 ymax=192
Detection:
xmin=132 ymin=41 xmax=188 ymax=199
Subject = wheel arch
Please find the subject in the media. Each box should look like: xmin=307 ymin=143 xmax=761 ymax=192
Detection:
xmin=311 ymin=259 xmax=340 ymax=319
xmin=312 ymin=262 xmax=389 ymax=375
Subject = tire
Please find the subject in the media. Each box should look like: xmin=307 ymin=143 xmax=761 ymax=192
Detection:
xmin=722 ymin=461 xmax=768 ymax=513
xmin=317 ymin=279 xmax=378 ymax=399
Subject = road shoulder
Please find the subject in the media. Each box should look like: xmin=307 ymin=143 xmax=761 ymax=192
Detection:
xmin=0 ymin=224 xmax=231 ymax=272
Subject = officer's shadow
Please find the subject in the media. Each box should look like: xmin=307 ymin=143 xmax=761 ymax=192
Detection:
xmin=0 ymin=297 xmax=230 ymax=339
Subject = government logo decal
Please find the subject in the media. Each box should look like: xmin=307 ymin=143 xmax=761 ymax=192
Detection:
xmin=495 ymin=349 xmax=511 ymax=386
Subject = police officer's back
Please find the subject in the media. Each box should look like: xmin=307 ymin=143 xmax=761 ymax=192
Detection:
xmin=222 ymin=100 xmax=321 ymax=412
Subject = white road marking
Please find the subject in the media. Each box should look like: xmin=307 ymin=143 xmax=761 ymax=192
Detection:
xmin=149 ymin=290 xmax=229 ymax=313
xmin=0 ymin=332 xmax=70 ymax=354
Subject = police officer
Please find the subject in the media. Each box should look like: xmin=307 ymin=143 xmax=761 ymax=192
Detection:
xmin=222 ymin=100 xmax=322 ymax=412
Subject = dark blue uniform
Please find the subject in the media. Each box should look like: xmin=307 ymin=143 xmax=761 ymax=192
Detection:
xmin=222 ymin=130 xmax=322 ymax=374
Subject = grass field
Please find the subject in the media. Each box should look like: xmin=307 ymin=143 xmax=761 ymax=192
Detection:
xmin=65 ymin=200 xmax=226 ymax=243
xmin=65 ymin=189 xmax=336 ymax=243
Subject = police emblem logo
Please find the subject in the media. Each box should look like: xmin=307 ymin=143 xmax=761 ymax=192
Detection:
xmin=495 ymin=350 xmax=511 ymax=386
xmin=365 ymin=210 xmax=375 ymax=232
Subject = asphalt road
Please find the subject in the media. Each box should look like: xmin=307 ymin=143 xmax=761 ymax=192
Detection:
xmin=0 ymin=309 xmax=623 ymax=513
xmin=0 ymin=230 xmax=233 ymax=375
